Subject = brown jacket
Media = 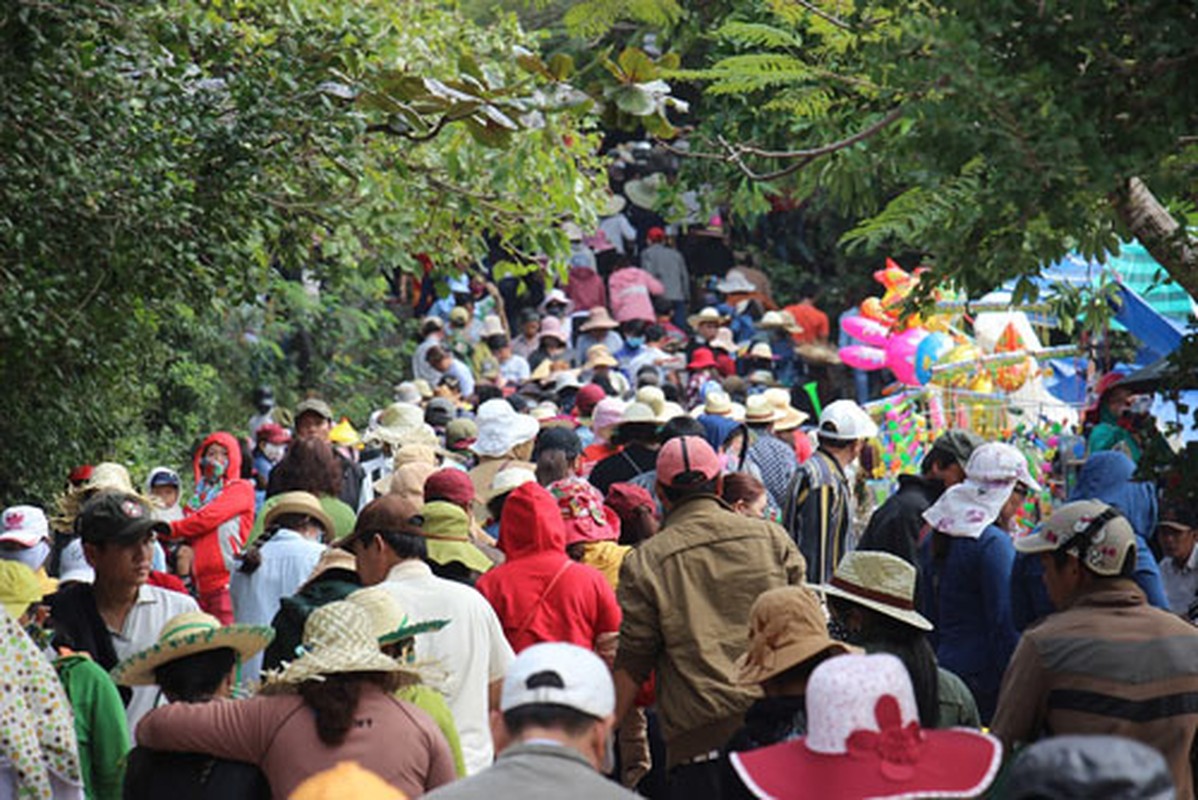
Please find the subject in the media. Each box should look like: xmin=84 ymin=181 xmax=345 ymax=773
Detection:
xmin=614 ymin=494 xmax=805 ymax=766
xmin=991 ymin=580 xmax=1198 ymax=800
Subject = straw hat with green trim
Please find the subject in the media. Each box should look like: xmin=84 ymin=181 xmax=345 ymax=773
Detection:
xmin=262 ymin=491 xmax=335 ymax=538
xmin=111 ymin=611 xmax=275 ymax=687
xmin=265 ymin=601 xmax=405 ymax=687
xmin=346 ymin=585 xmax=449 ymax=648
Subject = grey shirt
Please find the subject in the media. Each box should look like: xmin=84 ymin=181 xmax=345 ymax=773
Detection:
xmin=640 ymin=243 xmax=689 ymax=302
xmin=425 ymin=742 xmax=638 ymax=800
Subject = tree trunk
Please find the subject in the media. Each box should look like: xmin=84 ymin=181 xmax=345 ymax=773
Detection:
xmin=1112 ymin=176 xmax=1198 ymax=299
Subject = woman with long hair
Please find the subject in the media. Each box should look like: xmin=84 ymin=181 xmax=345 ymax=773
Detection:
xmin=135 ymin=601 xmax=455 ymax=798
xmin=248 ymin=438 xmax=356 ymax=545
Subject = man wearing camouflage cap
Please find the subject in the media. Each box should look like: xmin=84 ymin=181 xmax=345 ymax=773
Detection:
xmin=992 ymin=500 xmax=1198 ymax=800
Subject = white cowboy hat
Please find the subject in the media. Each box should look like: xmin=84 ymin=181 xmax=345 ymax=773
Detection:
xmin=472 ymin=399 xmax=540 ymax=458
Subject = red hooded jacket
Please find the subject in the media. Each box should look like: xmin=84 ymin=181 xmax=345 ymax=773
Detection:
xmin=168 ymin=431 xmax=255 ymax=595
xmin=476 ymin=482 xmax=620 ymax=653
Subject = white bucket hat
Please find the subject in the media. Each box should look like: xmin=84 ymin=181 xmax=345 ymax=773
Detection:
xmin=922 ymin=443 xmax=1036 ymax=539
xmin=471 ymin=399 xmax=540 ymax=458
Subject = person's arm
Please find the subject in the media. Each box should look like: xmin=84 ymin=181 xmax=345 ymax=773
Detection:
xmin=593 ymin=576 xmax=623 ymax=668
xmin=169 ymin=481 xmax=254 ymax=541
xmin=981 ymin=534 xmax=1020 ymax=669
xmin=80 ymin=659 xmax=131 ymax=800
xmin=989 ymin=636 xmax=1046 ymax=750
xmin=770 ymin=523 xmax=807 ymax=586
xmin=481 ymin=597 xmax=515 ymax=709
xmin=136 ymin=696 xmax=285 ymax=764
xmin=612 ymin=552 xmax=660 ymax=725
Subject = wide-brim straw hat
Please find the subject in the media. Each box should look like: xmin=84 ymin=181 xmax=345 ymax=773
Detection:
xmin=617 ymin=402 xmax=662 ymax=428
xmin=710 ymin=328 xmax=738 ymax=354
xmin=261 ymin=491 xmax=336 ymax=538
xmin=362 ymin=403 xmax=439 ymax=450
xmin=584 ymin=345 xmax=619 ymax=369
xmin=580 ymin=307 xmax=619 ymax=332
xmin=688 ymin=306 xmax=730 ymax=328
xmin=299 ymin=547 xmax=358 ymax=591
xmin=624 ymin=174 xmax=664 ymax=210
xmin=716 ymin=271 xmax=758 ymax=295
xmin=736 ymin=586 xmax=856 ymax=685
xmin=759 ymin=310 xmax=801 ymax=333
xmin=111 ymin=611 xmax=274 ymax=686
xmin=603 ymin=194 xmax=627 ymax=216
xmin=763 ymin=387 xmax=809 ymax=431
xmin=816 ymin=550 xmax=932 ymax=631
xmin=744 ymin=395 xmax=785 ymax=425
xmin=346 ymin=585 xmax=449 ymax=647
xmin=265 ymin=601 xmax=405 ymax=687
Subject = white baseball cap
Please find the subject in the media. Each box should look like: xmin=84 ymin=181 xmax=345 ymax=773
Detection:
xmin=817 ymin=400 xmax=879 ymax=441
xmin=0 ymin=505 xmax=50 ymax=548
xmin=966 ymin=442 xmax=1042 ymax=492
xmin=500 ymin=642 xmax=615 ymax=719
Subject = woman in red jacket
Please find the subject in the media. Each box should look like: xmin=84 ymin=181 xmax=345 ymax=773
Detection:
xmin=168 ymin=431 xmax=254 ymax=623
xmin=475 ymin=482 xmax=620 ymax=661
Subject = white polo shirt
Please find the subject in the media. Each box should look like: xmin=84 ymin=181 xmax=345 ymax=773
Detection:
xmin=109 ymin=583 xmax=198 ymax=735
xmin=1160 ymin=547 xmax=1198 ymax=617
xmin=379 ymin=560 xmax=513 ymax=775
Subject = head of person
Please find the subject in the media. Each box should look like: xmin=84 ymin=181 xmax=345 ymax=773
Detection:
xmin=112 ymin=611 xmax=271 ymax=702
xmin=448 ymin=306 xmax=470 ymax=331
xmin=263 ymin=491 xmax=333 ymax=543
xmin=492 ymin=642 xmax=616 ymax=769
xmin=146 ymin=468 xmax=183 ymax=509
xmin=533 ymin=427 xmax=584 ymax=486
xmin=1016 ymin=500 xmax=1137 ymax=611
xmin=1158 ymin=498 xmax=1196 ymax=567
xmin=267 ymin=601 xmax=406 ymax=746
xmin=1004 ymin=734 xmax=1173 ymax=800
xmin=965 ymin=441 xmax=1040 ymax=530
xmin=295 ymin=398 xmax=335 ymax=441
xmin=816 ymin=400 xmax=879 ymax=465
xmin=424 ymin=345 xmax=452 ymax=374
xmin=423 ymin=468 xmax=475 ymax=512
xmin=487 ymin=334 xmax=512 ymax=360
xmin=419 ymin=316 xmax=445 ymax=343
xmin=436 ymin=374 xmax=463 ymax=402
xmin=647 ymin=226 xmax=666 ymax=245
xmin=199 ymin=439 xmax=230 ymax=480
xmin=341 ymin=495 xmax=427 ymax=586
xmin=737 ymin=586 xmax=853 ymax=698
xmin=270 ymin=436 xmax=343 ymax=497
xmin=486 ymin=467 xmax=538 ymax=526
xmin=605 ymin=482 xmax=660 ymax=545
xmin=0 ymin=560 xmax=43 ymax=625
xmin=655 ymin=436 xmax=722 ymax=510
xmin=0 ymin=505 xmax=52 ymax=572
xmin=76 ymin=492 xmax=169 ymax=590
xmin=820 ymin=550 xmax=940 ymax=726
xmin=921 ymin=430 xmax=983 ymax=487
xmin=721 ymin=472 xmax=769 ymax=519
xmin=519 ymin=308 xmax=541 ymax=339
xmin=622 ymin=319 xmax=647 ymax=349
xmin=799 ymin=280 xmax=819 ymax=302
xmin=549 ymin=478 xmax=620 ymax=561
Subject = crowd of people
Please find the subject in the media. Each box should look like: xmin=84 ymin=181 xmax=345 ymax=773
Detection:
xmin=2 ymin=187 xmax=1196 ymax=800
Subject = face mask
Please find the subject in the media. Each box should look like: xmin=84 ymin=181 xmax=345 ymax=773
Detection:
xmin=717 ymin=452 xmax=732 ymax=472
xmin=263 ymin=443 xmax=287 ymax=463
xmin=4 ymin=540 xmax=50 ymax=571
xmin=626 ymin=337 xmax=644 ymax=349
xmin=200 ymin=458 xmax=226 ymax=480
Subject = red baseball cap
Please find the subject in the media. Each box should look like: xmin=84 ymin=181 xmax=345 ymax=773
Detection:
xmin=424 ymin=468 xmax=475 ymax=509
xmin=656 ymin=436 xmax=720 ymax=489
xmin=648 ymin=226 xmax=666 ymax=243
xmin=256 ymin=422 xmax=292 ymax=444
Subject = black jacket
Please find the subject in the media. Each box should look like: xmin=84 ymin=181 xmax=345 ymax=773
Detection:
xmin=857 ymin=474 xmax=946 ymax=566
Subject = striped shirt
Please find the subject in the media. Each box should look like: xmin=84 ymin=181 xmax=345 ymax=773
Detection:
xmin=991 ymin=580 xmax=1198 ymax=800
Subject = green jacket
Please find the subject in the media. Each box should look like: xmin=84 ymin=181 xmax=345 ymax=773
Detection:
xmin=55 ymin=654 xmax=129 ymax=800
xmin=397 ymin=684 xmax=467 ymax=778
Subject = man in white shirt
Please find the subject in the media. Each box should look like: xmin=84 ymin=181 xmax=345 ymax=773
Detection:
xmin=47 ymin=491 xmax=199 ymax=736
xmin=230 ymin=491 xmax=329 ymax=681
xmin=342 ymin=494 xmax=514 ymax=775
xmin=1157 ymin=500 xmax=1198 ymax=619
xmin=412 ymin=316 xmax=448 ymax=385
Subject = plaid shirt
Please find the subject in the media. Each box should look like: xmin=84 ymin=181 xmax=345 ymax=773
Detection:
xmin=747 ymin=431 xmax=798 ymax=509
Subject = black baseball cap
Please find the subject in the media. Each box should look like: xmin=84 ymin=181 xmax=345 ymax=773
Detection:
xmin=532 ymin=426 xmax=583 ymax=461
xmin=76 ymin=492 xmax=170 ymax=544
xmin=923 ymin=430 xmax=984 ymax=471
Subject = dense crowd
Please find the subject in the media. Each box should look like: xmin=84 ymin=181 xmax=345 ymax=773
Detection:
xmin=3 ymin=184 xmax=1196 ymax=800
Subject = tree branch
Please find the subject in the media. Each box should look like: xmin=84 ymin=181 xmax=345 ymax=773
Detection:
xmin=663 ymin=105 xmax=904 ymax=181
xmin=790 ymin=0 xmax=853 ymax=31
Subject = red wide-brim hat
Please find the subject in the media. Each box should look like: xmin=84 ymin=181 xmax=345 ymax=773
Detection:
xmin=730 ymin=727 xmax=1002 ymax=800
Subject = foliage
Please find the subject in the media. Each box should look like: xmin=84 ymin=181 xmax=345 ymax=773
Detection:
xmin=0 ymin=0 xmax=606 ymax=504
xmin=664 ymin=0 xmax=1198 ymax=300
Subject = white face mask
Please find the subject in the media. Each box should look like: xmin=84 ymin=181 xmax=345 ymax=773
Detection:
xmin=263 ymin=443 xmax=287 ymax=463
xmin=2 ymin=540 xmax=50 ymax=571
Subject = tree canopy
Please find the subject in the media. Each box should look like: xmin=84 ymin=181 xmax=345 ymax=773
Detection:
xmin=0 ymin=0 xmax=606 ymax=501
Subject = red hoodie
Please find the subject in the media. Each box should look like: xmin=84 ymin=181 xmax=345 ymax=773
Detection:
xmin=476 ymin=482 xmax=621 ymax=654
xmin=168 ymin=431 xmax=255 ymax=595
